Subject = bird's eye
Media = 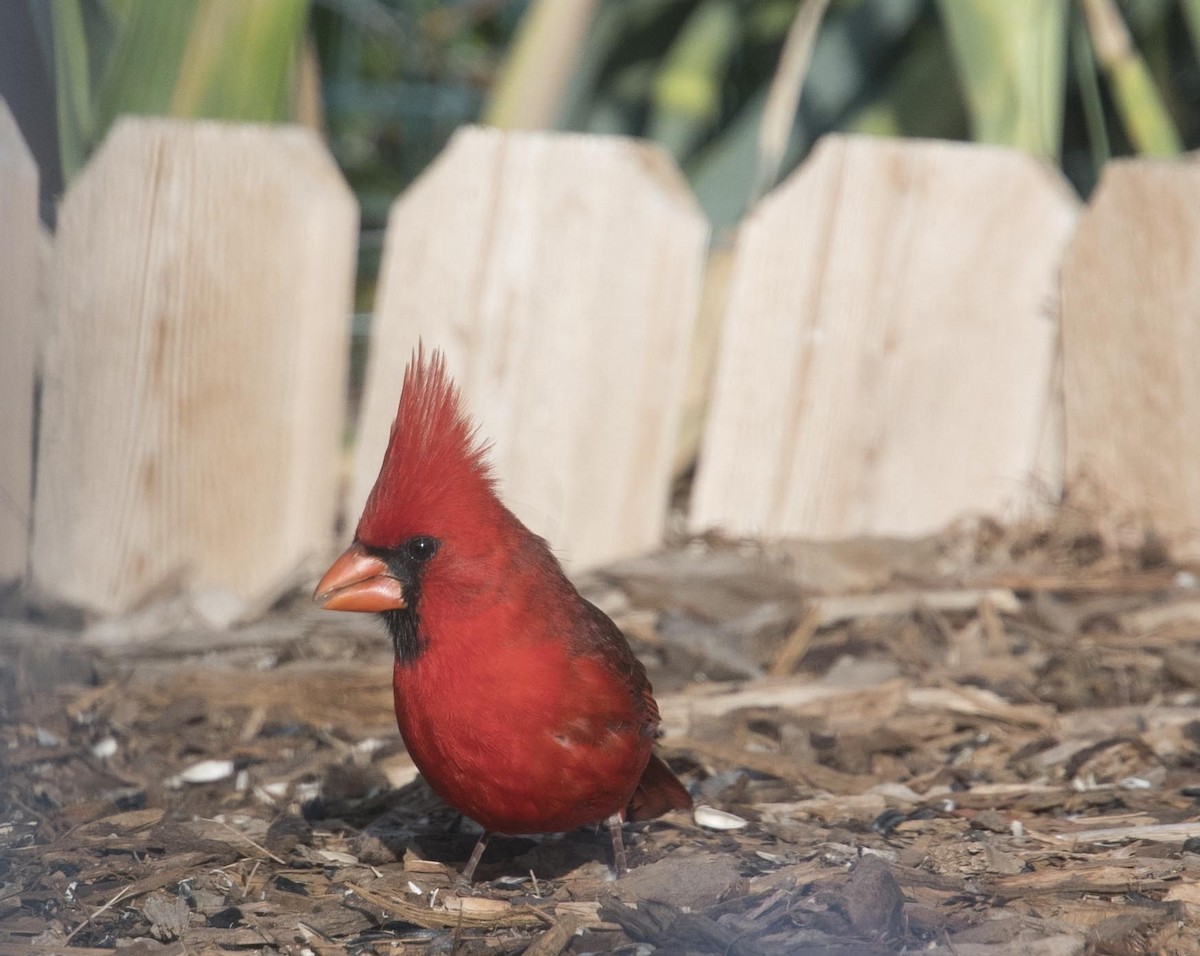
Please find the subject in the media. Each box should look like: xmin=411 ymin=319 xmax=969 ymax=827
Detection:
xmin=404 ymin=535 xmax=440 ymax=564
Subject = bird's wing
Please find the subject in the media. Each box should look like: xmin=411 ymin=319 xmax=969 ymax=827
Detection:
xmin=570 ymin=598 xmax=662 ymax=738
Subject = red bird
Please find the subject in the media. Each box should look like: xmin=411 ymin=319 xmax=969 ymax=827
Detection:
xmin=314 ymin=349 xmax=690 ymax=880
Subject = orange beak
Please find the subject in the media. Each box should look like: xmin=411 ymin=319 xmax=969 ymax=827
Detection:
xmin=314 ymin=542 xmax=407 ymax=612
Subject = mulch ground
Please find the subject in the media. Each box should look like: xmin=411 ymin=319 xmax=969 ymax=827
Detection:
xmin=6 ymin=507 xmax=1200 ymax=955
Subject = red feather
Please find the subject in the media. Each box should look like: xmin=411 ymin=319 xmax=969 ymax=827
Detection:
xmin=358 ymin=347 xmax=501 ymax=548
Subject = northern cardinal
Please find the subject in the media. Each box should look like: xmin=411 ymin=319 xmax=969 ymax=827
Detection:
xmin=314 ymin=348 xmax=690 ymax=880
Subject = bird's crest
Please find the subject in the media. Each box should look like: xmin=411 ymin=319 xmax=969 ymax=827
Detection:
xmin=356 ymin=347 xmax=499 ymax=546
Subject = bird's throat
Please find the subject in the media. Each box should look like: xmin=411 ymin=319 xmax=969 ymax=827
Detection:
xmin=383 ymin=607 xmax=425 ymax=666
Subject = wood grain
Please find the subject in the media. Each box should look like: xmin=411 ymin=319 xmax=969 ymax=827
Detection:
xmin=353 ymin=126 xmax=708 ymax=570
xmin=1062 ymin=159 xmax=1200 ymax=542
xmin=0 ymin=100 xmax=37 ymax=585
xmin=32 ymin=118 xmax=358 ymax=615
xmin=692 ymin=134 xmax=1078 ymax=539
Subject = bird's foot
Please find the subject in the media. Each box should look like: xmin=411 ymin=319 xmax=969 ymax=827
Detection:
xmin=451 ymin=875 xmax=483 ymax=897
xmin=607 ymin=813 xmax=628 ymax=876
xmin=454 ymin=830 xmax=491 ymax=890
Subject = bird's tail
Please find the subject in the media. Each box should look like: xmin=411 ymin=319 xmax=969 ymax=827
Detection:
xmin=625 ymin=753 xmax=692 ymax=822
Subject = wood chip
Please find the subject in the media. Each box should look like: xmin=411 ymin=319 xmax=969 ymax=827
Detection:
xmin=693 ymin=806 xmax=749 ymax=830
xmin=1055 ymin=821 xmax=1200 ymax=845
xmin=523 ymin=912 xmax=582 ymax=956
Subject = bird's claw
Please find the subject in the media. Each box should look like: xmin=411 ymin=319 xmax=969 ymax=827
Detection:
xmin=451 ymin=876 xmax=483 ymax=897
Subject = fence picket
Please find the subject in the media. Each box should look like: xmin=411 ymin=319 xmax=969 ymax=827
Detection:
xmin=353 ymin=126 xmax=709 ymax=569
xmin=24 ymin=118 xmax=1200 ymax=617
xmin=692 ymin=135 xmax=1078 ymax=540
xmin=1062 ymin=159 xmax=1200 ymax=542
xmin=0 ymin=100 xmax=38 ymax=585
xmin=32 ymin=118 xmax=358 ymax=617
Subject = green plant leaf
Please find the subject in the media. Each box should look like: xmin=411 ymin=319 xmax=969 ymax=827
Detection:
xmin=751 ymin=0 xmax=831 ymax=205
xmin=1070 ymin=6 xmax=1110 ymax=177
xmin=49 ymin=0 xmax=94 ymax=180
xmin=648 ymin=0 xmax=741 ymax=160
xmin=94 ymin=0 xmax=195 ymax=128
xmin=50 ymin=0 xmax=311 ymax=181
xmin=1079 ymin=0 xmax=1181 ymax=155
xmin=482 ymin=0 xmax=600 ymax=129
xmin=171 ymin=0 xmax=310 ymax=121
xmin=1183 ymin=0 xmax=1200 ymax=54
xmin=937 ymin=0 xmax=1069 ymax=158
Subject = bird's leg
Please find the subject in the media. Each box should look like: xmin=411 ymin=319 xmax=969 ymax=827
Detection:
xmin=607 ymin=813 xmax=628 ymax=876
xmin=458 ymin=830 xmax=491 ymax=886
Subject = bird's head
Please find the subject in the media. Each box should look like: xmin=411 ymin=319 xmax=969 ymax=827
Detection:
xmin=313 ymin=348 xmax=515 ymax=638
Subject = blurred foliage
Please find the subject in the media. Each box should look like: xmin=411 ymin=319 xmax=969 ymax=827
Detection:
xmin=937 ymin=0 xmax=1068 ymax=157
xmin=42 ymin=0 xmax=311 ymax=181
xmin=483 ymin=0 xmax=599 ymax=128
xmin=310 ymin=0 xmax=525 ymax=301
xmin=36 ymin=0 xmax=1200 ymax=429
xmin=312 ymin=0 xmax=1200 ymax=241
xmin=1078 ymin=0 xmax=1183 ymax=155
xmin=39 ymin=1 xmax=1200 ymax=269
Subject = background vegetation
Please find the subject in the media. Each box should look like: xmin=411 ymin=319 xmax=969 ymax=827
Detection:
xmin=37 ymin=0 xmax=1200 ymax=283
xmin=322 ymin=0 xmax=1200 ymax=307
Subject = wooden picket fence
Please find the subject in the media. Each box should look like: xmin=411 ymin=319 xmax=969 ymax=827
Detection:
xmin=2 ymin=98 xmax=1198 ymax=621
